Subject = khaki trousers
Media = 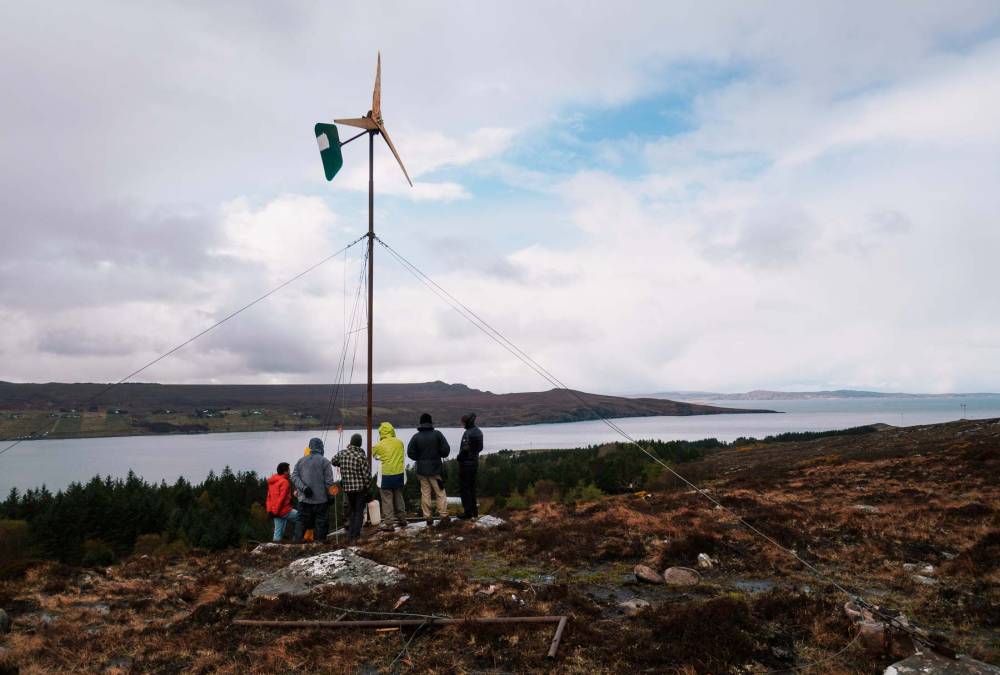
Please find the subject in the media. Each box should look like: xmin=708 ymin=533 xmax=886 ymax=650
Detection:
xmin=418 ymin=475 xmax=448 ymax=519
xmin=379 ymin=487 xmax=407 ymax=528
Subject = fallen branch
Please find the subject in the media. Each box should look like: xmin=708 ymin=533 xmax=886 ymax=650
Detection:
xmin=234 ymin=615 xmax=570 ymax=658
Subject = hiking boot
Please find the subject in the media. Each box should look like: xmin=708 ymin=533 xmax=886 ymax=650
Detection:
xmin=426 ymin=519 xmax=434 ymax=527
xmin=440 ymin=516 xmax=452 ymax=525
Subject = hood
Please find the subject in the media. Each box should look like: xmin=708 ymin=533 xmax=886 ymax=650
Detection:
xmin=267 ymin=473 xmax=288 ymax=486
xmin=307 ymin=437 xmax=325 ymax=456
xmin=378 ymin=422 xmax=396 ymax=440
xmin=417 ymin=422 xmax=434 ymax=431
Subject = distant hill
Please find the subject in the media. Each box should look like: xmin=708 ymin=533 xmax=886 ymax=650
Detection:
xmin=0 ymin=380 xmax=771 ymax=432
xmin=648 ymin=389 xmax=1000 ymax=401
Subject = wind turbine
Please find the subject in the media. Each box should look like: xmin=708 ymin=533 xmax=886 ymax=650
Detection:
xmin=315 ymin=51 xmax=413 ymax=459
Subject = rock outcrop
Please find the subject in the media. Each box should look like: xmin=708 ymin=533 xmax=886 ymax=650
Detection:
xmin=885 ymin=651 xmax=1000 ymax=674
xmin=633 ymin=564 xmax=662 ymax=584
xmin=662 ymin=567 xmax=700 ymax=586
xmin=251 ymin=548 xmax=402 ymax=597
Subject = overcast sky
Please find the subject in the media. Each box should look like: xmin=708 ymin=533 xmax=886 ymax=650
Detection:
xmin=2 ymin=2 xmax=999 ymax=394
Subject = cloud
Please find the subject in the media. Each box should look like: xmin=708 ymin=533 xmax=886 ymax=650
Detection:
xmin=2 ymin=2 xmax=1000 ymax=394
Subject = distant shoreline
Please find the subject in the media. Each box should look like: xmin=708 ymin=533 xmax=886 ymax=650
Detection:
xmin=647 ymin=389 xmax=1000 ymax=402
xmin=1 ymin=407 xmax=780 ymax=443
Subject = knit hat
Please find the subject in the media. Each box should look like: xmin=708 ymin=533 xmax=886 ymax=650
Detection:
xmin=419 ymin=413 xmax=432 ymax=425
xmin=350 ymin=433 xmax=363 ymax=447
xmin=308 ymin=437 xmax=324 ymax=454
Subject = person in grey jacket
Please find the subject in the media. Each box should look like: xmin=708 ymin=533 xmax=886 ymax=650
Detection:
xmin=292 ymin=437 xmax=335 ymax=541
xmin=406 ymin=413 xmax=451 ymax=525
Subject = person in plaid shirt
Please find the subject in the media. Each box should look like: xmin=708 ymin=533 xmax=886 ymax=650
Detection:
xmin=331 ymin=433 xmax=371 ymax=543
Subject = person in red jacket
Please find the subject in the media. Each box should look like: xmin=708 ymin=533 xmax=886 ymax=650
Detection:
xmin=266 ymin=462 xmax=299 ymax=542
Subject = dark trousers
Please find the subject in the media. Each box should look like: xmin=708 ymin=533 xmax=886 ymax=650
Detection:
xmin=346 ymin=490 xmax=367 ymax=541
xmin=459 ymin=463 xmax=478 ymax=518
xmin=294 ymin=500 xmax=330 ymax=542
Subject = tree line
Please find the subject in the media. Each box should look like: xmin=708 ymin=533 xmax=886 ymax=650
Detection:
xmin=0 ymin=427 xmax=876 ymax=570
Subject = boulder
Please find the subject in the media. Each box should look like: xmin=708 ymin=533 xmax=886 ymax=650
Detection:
xmin=634 ymin=564 xmax=663 ymax=584
xmin=885 ymin=651 xmax=1000 ymax=674
xmin=662 ymin=567 xmax=701 ymax=587
xmin=859 ymin=620 xmax=889 ymax=654
xmin=619 ymin=599 xmax=651 ymax=617
xmin=252 ymin=548 xmax=402 ymax=597
xmin=0 ymin=608 xmax=9 ymax=634
xmin=475 ymin=515 xmax=505 ymax=529
xmin=399 ymin=521 xmax=429 ymax=537
xmin=251 ymin=542 xmax=284 ymax=555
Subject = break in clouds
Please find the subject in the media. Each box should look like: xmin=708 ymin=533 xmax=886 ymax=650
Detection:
xmin=2 ymin=2 xmax=1000 ymax=393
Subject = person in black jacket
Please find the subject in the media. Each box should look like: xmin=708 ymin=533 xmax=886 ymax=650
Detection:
xmin=406 ymin=412 xmax=451 ymax=525
xmin=457 ymin=412 xmax=483 ymax=519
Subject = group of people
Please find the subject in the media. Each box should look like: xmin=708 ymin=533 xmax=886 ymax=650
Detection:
xmin=265 ymin=412 xmax=484 ymax=544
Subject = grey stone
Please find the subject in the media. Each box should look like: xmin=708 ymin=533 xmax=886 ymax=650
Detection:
xmin=912 ymin=575 xmax=938 ymax=586
xmin=662 ymin=567 xmax=701 ymax=586
xmin=852 ymin=504 xmax=881 ymax=514
xmin=475 ymin=515 xmax=505 ymax=529
xmin=0 ymin=608 xmax=9 ymax=634
xmin=697 ymin=553 xmax=715 ymax=569
xmin=885 ymin=651 xmax=1000 ymax=674
xmin=619 ymin=598 xmax=651 ymax=617
xmin=251 ymin=542 xmax=283 ymax=555
xmin=251 ymin=548 xmax=402 ymax=597
xmin=399 ymin=521 xmax=429 ymax=537
xmin=633 ymin=564 xmax=662 ymax=584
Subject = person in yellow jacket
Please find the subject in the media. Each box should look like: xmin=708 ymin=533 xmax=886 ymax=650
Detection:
xmin=372 ymin=421 xmax=407 ymax=532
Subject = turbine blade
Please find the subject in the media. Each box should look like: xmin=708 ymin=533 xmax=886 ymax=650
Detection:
xmin=377 ymin=122 xmax=413 ymax=187
xmin=334 ymin=116 xmax=378 ymax=130
xmin=373 ymin=51 xmax=382 ymax=118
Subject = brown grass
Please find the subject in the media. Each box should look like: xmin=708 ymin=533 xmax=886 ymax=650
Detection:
xmin=0 ymin=418 xmax=997 ymax=673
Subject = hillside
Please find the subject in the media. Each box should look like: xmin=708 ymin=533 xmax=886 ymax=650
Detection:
xmin=0 ymin=380 xmax=769 ymax=440
xmin=0 ymin=418 xmax=996 ymax=673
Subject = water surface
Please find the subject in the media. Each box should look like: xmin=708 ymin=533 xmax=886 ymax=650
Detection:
xmin=3 ymin=396 xmax=998 ymax=495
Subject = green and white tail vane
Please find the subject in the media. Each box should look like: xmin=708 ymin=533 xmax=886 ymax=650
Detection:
xmin=314 ymin=123 xmax=343 ymax=181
